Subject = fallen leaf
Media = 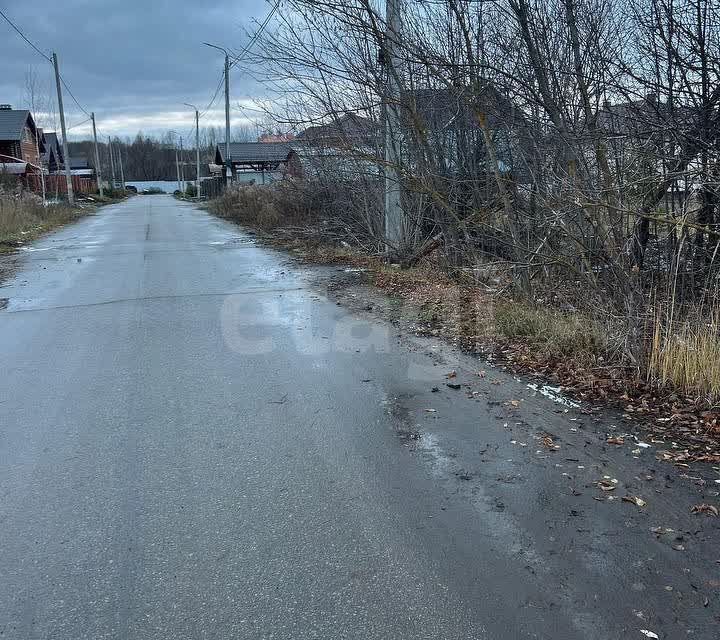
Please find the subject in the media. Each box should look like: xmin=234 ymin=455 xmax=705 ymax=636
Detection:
xmin=623 ymin=495 xmax=647 ymax=507
xmin=597 ymin=479 xmax=616 ymax=491
xmin=446 ymin=370 xmax=457 ymax=379
xmin=650 ymin=526 xmax=675 ymax=536
xmin=542 ymin=435 xmax=560 ymax=450
xmin=477 ymin=370 xmax=486 ymax=378
xmin=607 ymin=437 xmax=625 ymax=445
xmin=640 ymin=631 xmax=659 ymax=639
xmin=691 ymin=503 xmax=719 ymax=517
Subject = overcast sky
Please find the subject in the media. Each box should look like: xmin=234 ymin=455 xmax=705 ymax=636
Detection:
xmin=1 ymin=1 xmax=273 ymax=140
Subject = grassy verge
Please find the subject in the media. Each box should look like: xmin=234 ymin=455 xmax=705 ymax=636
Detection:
xmin=0 ymin=190 xmax=128 ymax=251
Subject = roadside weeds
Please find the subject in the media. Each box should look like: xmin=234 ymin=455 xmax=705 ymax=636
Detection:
xmin=0 ymin=191 xmax=129 ymax=253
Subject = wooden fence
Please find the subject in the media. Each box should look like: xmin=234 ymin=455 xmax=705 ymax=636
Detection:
xmin=201 ymin=176 xmax=225 ymax=199
xmin=24 ymin=173 xmax=97 ymax=196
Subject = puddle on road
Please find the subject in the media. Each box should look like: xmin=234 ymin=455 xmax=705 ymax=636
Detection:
xmin=383 ymin=393 xmax=454 ymax=478
xmin=413 ymin=432 xmax=454 ymax=478
xmin=208 ymin=237 xmax=256 ymax=248
xmin=527 ymin=383 xmax=580 ymax=408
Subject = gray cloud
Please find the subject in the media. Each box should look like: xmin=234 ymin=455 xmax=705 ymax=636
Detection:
xmin=1 ymin=1 xmax=271 ymax=138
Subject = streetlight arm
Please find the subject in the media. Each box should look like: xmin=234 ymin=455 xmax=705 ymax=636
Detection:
xmin=203 ymin=42 xmax=229 ymax=55
xmin=204 ymin=42 xmax=232 ymax=183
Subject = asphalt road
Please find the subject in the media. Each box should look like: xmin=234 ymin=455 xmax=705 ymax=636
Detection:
xmin=0 ymin=195 xmax=717 ymax=639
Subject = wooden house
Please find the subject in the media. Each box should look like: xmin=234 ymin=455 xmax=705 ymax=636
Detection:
xmin=0 ymin=105 xmax=44 ymax=171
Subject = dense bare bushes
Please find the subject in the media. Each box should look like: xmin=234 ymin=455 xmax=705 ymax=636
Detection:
xmin=208 ymin=177 xmax=384 ymax=242
xmin=240 ymin=0 xmax=720 ymax=403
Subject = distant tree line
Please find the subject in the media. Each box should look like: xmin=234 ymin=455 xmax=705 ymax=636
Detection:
xmin=67 ymin=125 xmax=258 ymax=181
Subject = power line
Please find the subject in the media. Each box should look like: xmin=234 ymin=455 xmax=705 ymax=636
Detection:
xmin=59 ymin=75 xmax=91 ymax=117
xmin=1 ymin=8 xmax=92 ymax=120
xmin=67 ymin=116 xmax=92 ymax=130
xmin=199 ymin=70 xmax=226 ymax=118
xmin=0 ymin=8 xmax=51 ymax=61
xmin=189 ymin=0 xmax=280 ymax=135
xmin=228 ymin=0 xmax=280 ymax=69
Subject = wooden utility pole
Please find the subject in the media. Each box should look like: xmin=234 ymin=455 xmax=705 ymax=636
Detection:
xmin=108 ymin=136 xmax=117 ymax=190
xmin=91 ymin=113 xmax=103 ymax=197
xmin=52 ymin=52 xmax=74 ymax=204
xmin=383 ymin=0 xmax=405 ymax=255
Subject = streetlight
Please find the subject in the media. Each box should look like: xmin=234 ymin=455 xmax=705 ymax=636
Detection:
xmin=203 ymin=42 xmax=232 ymax=182
xmin=183 ymin=103 xmax=201 ymax=199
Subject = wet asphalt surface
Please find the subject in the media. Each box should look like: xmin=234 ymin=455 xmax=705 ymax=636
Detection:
xmin=0 ymin=195 xmax=718 ymax=639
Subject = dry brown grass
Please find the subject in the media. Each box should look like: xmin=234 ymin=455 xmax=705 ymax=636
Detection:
xmin=493 ymin=302 xmax=608 ymax=363
xmin=649 ymin=309 xmax=720 ymax=404
xmin=370 ymin=261 xmax=607 ymax=363
xmin=208 ymin=183 xmax=314 ymax=230
xmin=0 ymin=191 xmax=84 ymax=247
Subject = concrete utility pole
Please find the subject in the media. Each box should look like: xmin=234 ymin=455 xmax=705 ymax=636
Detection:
xmin=91 ymin=113 xmax=104 ymax=197
xmin=383 ymin=0 xmax=404 ymax=255
xmin=224 ymin=54 xmax=230 ymax=183
xmin=195 ymin=109 xmax=200 ymax=197
xmin=117 ymin=145 xmax=125 ymax=190
xmin=108 ymin=136 xmax=117 ymax=190
xmin=175 ymin=144 xmax=181 ymax=192
xmin=52 ymin=52 xmax=74 ymax=205
xmin=204 ymin=43 xmax=232 ymax=184
xmin=179 ymin=136 xmax=185 ymax=192
xmin=184 ymin=103 xmax=201 ymax=198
